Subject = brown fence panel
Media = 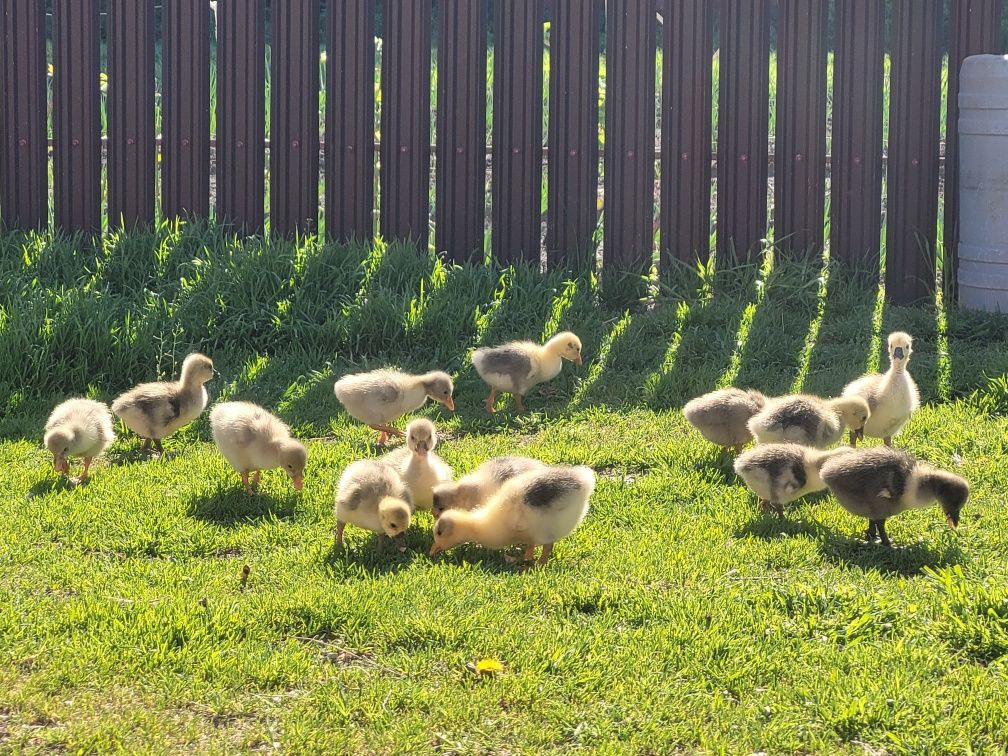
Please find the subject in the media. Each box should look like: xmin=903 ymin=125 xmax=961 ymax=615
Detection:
xmin=886 ymin=0 xmax=942 ymax=304
xmin=546 ymin=0 xmax=601 ymax=269
xmin=774 ymin=0 xmax=826 ymax=256
xmin=325 ymin=0 xmax=375 ymax=241
xmin=716 ymin=0 xmax=768 ymax=263
xmin=107 ymin=0 xmax=155 ymax=230
xmin=492 ymin=0 xmax=544 ymax=263
xmin=604 ymin=0 xmax=656 ymax=271
xmin=163 ymin=0 xmax=211 ymax=219
xmin=217 ymin=0 xmax=265 ymax=233
xmin=830 ymin=0 xmax=884 ymax=269
xmin=381 ymin=0 xmax=432 ymax=248
xmin=945 ymin=0 xmax=1003 ymax=296
xmin=0 ymin=0 xmax=47 ymax=230
xmin=271 ymin=0 xmax=320 ymax=236
xmin=660 ymin=0 xmax=713 ymax=266
xmin=52 ymin=0 xmax=101 ymax=234
xmin=436 ymin=0 xmax=487 ymax=262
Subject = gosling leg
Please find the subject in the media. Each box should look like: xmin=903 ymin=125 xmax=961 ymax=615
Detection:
xmin=79 ymin=456 xmax=93 ymax=481
xmin=484 ymin=388 xmax=498 ymax=414
xmin=536 ymin=543 xmax=553 ymax=567
xmin=334 ymin=521 xmax=346 ymax=548
xmin=876 ymin=519 xmax=892 ymax=548
xmin=849 ymin=430 xmax=859 ymax=447
xmin=514 ymin=394 xmax=526 ymax=413
xmin=241 ymin=471 xmax=254 ymax=495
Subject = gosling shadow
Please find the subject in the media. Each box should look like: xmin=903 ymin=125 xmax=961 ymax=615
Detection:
xmin=321 ymin=532 xmax=429 ymax=576
xmin=427 ymin=544 xmax=536 ymax=574
xmin=27 ymin=476 xmax=76 ymax=498
xmin=736 ymin=514 xmax=964 ymax=576
xmin=188 ymin=487 xmax=297 ymax=526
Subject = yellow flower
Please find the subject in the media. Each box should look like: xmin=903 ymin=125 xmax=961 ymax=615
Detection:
xmin=471 ymin=658 xmax=503 ymax=675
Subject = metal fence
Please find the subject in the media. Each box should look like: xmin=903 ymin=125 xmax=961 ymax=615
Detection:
xmin=1 ymin=1 xmax=1006 ymax=303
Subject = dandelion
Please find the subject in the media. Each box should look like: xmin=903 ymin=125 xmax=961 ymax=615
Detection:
xmin=467 ymin=658 xmax=504 ymax=676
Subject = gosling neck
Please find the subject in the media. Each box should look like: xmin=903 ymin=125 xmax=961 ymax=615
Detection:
xmin=888 ymin=357 xmax=908 ymax=375
xmin=542 ymin=334 xmax=567 ymax=357
xmin=179 ymin=363 xmax=207 ymax=389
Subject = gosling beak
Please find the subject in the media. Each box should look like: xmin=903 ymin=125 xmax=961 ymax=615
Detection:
xmin=443 ymin=397 xmax=455 ymax=412
xmin=947 ymin=515 xmax=959 ymax=529
xmin=53 ymin=457 xmax=66 ymax=474
xmin=291 ymin=476 xmax=303 ymax=491
xmin=574 ymin=354 xmax=583 ymax=366
xmin=429 ymin=544 xmax=443 ymax=557
xmin=416 ymin=441 xmax=429 ymax=456
xmin=893 ymin=347 xmax=905 ymax=360
xmin=855 ymin=427 xmax=865 ymax=442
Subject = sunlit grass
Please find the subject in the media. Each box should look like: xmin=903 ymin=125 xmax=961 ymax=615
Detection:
xmin=2 ymin=226 xmax=1008 ymax=751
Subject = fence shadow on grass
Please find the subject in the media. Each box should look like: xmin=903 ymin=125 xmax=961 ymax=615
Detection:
xmin=649 ymin=278 xmax=754 ymax=408
xmin=802 ymin=265 xmax=880 ymax=397
xmin=733 ymin=259 xmax=826 ymax=395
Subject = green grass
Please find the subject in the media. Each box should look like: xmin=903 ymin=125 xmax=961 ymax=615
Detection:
xmin=2 ymin=226 xmax=1008 ymax=752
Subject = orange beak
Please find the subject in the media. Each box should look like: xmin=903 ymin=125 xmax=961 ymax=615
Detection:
xmin=292 ymin=476 xmax=304 ymax=491
xmin=429 ymin=544 xmax=443 ymax=557
xmin=416 ymin=442 xmax=429 ymax=455
xmin=53 ymin=456 xmax=67 ymax=474
xmin=574 ymin=354 xmax=583 ymax=365
xmin=443 ymin=397 xmax=455 ymax=412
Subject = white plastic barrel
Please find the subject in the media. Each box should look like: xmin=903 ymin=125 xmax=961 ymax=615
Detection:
xmin=958 ymin=55 xmax=1008 ymax=312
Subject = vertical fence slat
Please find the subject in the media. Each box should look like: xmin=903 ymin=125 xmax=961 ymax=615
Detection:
xmin=52 ymin=0 xmax=101 ymax=234
xmin=163 ymin=0 xmax=211 ymax=219
xmin=716 ymin=0 xmax=769 ymax=263
xmin=325 ymin=0 xmax=375 ymax=241
xmin=660 ymin=0 xmax=713 ymax=266
xmin=381 ymin=0 xmax=432 ymax=248
xmin=830 ymin=0 xmax=884 ymax=269
xmin=774 ymin=0 xmax=826 ymax=256
xmin=271 ymin=0 xmax=320 ymax=236
xmin=436 ymin=0 xmax=487 ymax=262
xmin=945 ymin=0 xmax=1003 ymax=296
xmin=604 ymin=0 xmax=656 ymax=271
xmin=217 ymin=0 xmax=265 ymax=233
xmin=546 ymin=0 xmax=601 ymax=268
xmin=886 ymin=0 xmax=942 ymax=304
xmin=0 ymin=0 xmax=47 ymax=230
xmin=492 ymin=0 xmax=544 ymax=263
xmin=108 ymin=0 xmax=155 ymax=229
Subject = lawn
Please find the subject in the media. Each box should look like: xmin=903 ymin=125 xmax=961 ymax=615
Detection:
xmin=2 ymin=225 xmax=1008 ymax=753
